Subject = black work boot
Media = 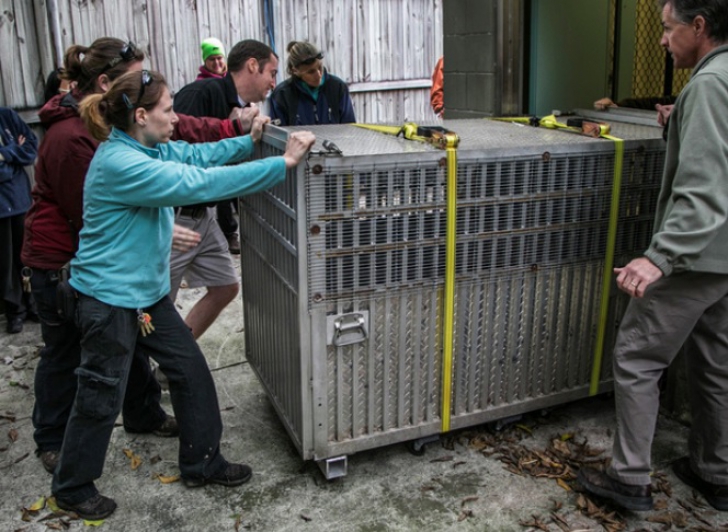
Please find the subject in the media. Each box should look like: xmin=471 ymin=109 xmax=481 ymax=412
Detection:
xmin=55 ymin=493 xmax=117 ymax=520
xmin=183 ymin=462 xmax=252 ymax=488
xmin=124 ymin=415 xmax=179 ymax=438
xmin=38 ymin=450 xmax=60 ymax=474
xmin=578 ymin=467 xmax=653 ymax=511
xmin=673 ymin=457 xmax=728 ymax=511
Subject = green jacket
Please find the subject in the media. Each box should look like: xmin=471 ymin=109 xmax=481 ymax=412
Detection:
xmin=645 ymin=44 xmax=728 ymax=276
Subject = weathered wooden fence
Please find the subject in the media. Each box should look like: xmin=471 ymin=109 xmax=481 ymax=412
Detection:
xmin=0 ymin=0 xmax=443 ymax=123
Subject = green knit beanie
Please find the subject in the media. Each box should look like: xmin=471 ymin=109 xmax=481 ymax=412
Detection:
xmin=201 ymin=38 xmax=226 ymax=61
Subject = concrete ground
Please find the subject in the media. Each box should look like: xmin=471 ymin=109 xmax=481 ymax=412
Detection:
xmin=1 ymin=278 xmax=727 ymax=531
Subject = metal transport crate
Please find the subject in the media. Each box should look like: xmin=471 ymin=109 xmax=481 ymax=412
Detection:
xmin=240 ymin=118 xmax=665 ymax=478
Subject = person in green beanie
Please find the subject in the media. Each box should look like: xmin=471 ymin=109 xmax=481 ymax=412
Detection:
xmin=197 ymin=37 xmax=227 ymax=80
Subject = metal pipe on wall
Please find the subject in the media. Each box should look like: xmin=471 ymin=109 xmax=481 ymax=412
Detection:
xmin=497 ymin=0 xmax=524 ymax=116
xmin=46 ymin=0 xmax=64 ymax=66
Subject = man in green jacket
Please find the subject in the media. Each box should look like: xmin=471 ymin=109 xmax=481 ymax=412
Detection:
xmin=579 ymin=0 xmax=728 ymax=513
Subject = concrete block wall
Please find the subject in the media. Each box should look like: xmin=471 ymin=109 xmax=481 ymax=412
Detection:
xmin=443 ymin=0 xmax=499 ymax=118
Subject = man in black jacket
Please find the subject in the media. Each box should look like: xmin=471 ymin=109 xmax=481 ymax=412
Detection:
xmin=171 ymin=39 xmax=278 ymax=339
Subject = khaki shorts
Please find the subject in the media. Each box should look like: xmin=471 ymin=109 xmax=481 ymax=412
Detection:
xmin=169 ymin=207 xmax=239 ymax=301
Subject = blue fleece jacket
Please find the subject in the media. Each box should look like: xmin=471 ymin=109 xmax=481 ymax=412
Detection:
xmin=0 ymin=107 xmax=38 ymax=218
xmin=70 ymin=128 xmax=286 ymax=308
xmin=269 ymin=72 xmax=356 ymax=126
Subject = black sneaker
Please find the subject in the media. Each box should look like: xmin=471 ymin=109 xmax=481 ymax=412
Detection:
xmin=55 ymin=493 xmax=117 ymax=520
xmin=6 ymin=317 xmax=23 ymax=334
xmin=38 ymin=450 xmax=60 ymax=474
xmin=125 ymin=415 xmax=179 ymax=438
xmin=578 ymin=467 xmax=653 ymax=511
xmin=151 ymin=416 xmax=179 ymax=438
xmin=226 ymin=233 xmax=241 ymax=255
xmin=183 ymin=462 xmax=252 ymax=488
xmin=673 ymin=457 xmax=728 ymax=511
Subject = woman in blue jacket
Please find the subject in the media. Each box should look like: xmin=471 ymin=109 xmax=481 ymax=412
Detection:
xmin=269 ymin=41 xmax=356 ymax=125
xmin=51 ymin=69 xmax=315 ymax=521
xmin=0 ymin=107 xmax=38 ymax=333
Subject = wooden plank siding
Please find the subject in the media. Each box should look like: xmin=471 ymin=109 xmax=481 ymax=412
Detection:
xmin=0 ymin=0 xmax=442 ymax=124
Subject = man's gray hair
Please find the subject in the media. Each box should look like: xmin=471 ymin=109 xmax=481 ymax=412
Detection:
xmin=660 ymin=0 xmax=728 ymax=42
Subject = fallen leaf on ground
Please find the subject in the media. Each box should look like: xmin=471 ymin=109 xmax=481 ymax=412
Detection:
xmin=153 ymin=473 xmax=180 ymax=484
xmin=8 ymin=428 xmax=18 ymax=442
xmin=550 ymin=510 xmax=570 ymax=532
xmin=13 ymin=452 xmax=29 ymax=464
xmin=26 ymin=496 xmax=46 ymax=512
xmin=519 ymin=515 xmax=550 ymax=531
xmin=122 ymin=448 xmax=142 ymax=470
xmin=461 ymin=495 xmax=479 ymax=506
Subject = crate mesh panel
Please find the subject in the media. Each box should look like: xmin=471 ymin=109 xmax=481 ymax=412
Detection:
xmin=325 ymin=290 xmax=442 ymax=441
xmin=311 ymin=152 xmax=619 ymax=303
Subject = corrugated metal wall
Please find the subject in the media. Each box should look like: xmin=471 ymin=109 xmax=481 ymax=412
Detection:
xmin=0 ymin=0 xmax=443 ymax=124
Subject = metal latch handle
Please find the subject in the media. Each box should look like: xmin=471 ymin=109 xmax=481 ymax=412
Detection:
xmin=332 ymin=313 xmax=368 ymax=347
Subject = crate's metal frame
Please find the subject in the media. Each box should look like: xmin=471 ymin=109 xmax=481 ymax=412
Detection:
xmin=240 ymin=120 xmax=665 ymax=478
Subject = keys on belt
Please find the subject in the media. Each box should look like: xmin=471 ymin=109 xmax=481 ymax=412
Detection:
xmin=176 ymin=206 xmax=209 ymax=219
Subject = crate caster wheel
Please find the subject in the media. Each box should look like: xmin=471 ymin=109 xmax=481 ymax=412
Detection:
xmin=406 ymin=435 xmax=439 ymax=456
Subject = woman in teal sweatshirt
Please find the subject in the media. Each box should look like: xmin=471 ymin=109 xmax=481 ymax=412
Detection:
xmin=51 ymin=69 xmax=314 ymax=521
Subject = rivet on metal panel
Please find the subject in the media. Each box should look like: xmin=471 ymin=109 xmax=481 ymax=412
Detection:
xmin=313 ymin=293 xmax=323 ymax=302
xmin=311 ymin=225 xmax=321 ymax=235
xmin=312 ymin=164 xmax=323 ymax=174
xmin=438 ymin=157 xmax=447 ymax=167
xmin=542 ymin=151 xmax=551 ymax=162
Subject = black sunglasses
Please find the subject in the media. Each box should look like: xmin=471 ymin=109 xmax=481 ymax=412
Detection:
xmin=101 ymin=41 xmax=137 ymax=74
xmin=295 ymin=52 xmax=323 ymax=68
xmin=123 ymin=70 xmax=153 ymax=120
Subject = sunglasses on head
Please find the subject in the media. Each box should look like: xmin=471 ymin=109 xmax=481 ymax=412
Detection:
xmin=295 ymin=52 xmax=323 ymax=68
xmin=123 ymin=70 xmax=153 ymax=120
xmin=101 ymin=41 xmax=137 ymax=74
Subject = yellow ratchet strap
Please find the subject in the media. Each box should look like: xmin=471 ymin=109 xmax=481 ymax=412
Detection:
xmin=441 ymin=142 xmax=457 ymax=432
xmin=491 ymin=114 xmax=611 ymax=138
xmin=353 ymin=122 xmax=459 ymax=432
xmin=354 ymin=122 xmax=460 ymax=149
xmin=590 ymin=132 xmax=624 ymax=395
